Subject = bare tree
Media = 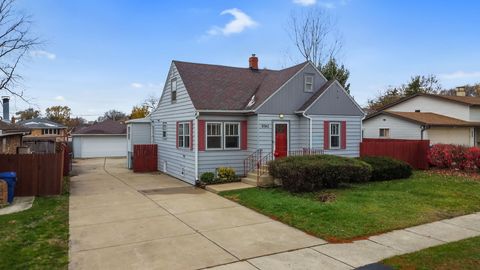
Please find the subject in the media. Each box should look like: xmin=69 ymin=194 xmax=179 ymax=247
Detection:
xmin=0 ymin=0 xmax=38 ymax=101
xmin=142 ymin=94 xmax=159 ymax=112
xmin=287 ymin=8 xmax=342 ymax=67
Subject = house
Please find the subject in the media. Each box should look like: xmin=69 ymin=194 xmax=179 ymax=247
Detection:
xmin=0 ymin=121 xmax=30 ymax=154
xmin=72 ymin=119 xmax=127 ymax=158
xmin=0 ymin=96 xmax=30 ymax=154
xmin=17 ymin=118 xmax=68 ymax=141
xmin=146 ymin=55 xmax=364 ymax=184
xmin=363 ymin=89 xmax=480 ymax=146
xmin=126 ymin=117 xmax=152 ymax=169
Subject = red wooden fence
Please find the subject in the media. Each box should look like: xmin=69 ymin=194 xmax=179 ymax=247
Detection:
xmin=133 ymin=144 xmax=158 ymax=172
xmin=360 ymin=139 xmax=430 ymax=169
xmin=0 ymin=151 xmax=64 ymax=196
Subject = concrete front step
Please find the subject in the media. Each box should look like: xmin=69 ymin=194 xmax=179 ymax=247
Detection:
xmin=242 ymin=171 xmax=275 ymax=187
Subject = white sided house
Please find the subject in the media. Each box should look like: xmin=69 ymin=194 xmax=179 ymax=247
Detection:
xmin=363 ymin=91 xmax=480 ymax=146
xmin=148 ymin=55 xmax=365 ymax=185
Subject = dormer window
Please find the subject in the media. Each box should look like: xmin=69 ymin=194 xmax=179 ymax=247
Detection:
xmin=304 ymin=74 xmax=314 ymax=92
xmin=171 ymin=78 xmax=177 ymax=103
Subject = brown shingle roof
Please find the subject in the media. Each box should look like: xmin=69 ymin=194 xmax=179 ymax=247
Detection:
xmin=173 ymin=61 xmax=307 ymax=110
xmin=0 ymin=121 xmax=30 ymax=134
xmin=297 ymin=80 xmax=335 ymax=112
xmin=73 ymin=119 xmax=126 ymax=135
xmin=383 ymin=111 xmax=480 ymax=127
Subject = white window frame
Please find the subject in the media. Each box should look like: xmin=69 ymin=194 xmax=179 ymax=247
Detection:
xmin=304 ymin=74 xmax=314 ymax=92
xmin=206 ymin=122 xmax=223 ymax=150
xmin=223 ymin=122 xmax=240 ymax=150
xmin=177 ymin=122 xmax=190 ymax=149
xmin=329 ymin=122 xmax=341 ymax=149
xmin=171 ymin=78 xmax=177 ymax=103
xmin=379 ymin=128 xmax=390 ymax=138
xmin=162 ymin=122 xmax=167 ymax=138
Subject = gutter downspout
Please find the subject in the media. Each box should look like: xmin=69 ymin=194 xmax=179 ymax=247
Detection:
xmin=420 ymin=125 xmax=429 ymax=140
xmin=194 ymin=111 xmax=199 ymax=183
xmin=302 ymin=112 xmax=313 ymax=148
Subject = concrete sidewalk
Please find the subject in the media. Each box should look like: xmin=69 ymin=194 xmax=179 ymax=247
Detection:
xmin=69 ymin=158 xmax=480 ymax=270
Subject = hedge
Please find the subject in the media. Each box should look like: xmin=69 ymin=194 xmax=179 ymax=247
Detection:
xmin=359 ymin=156 xmax=412 ymax=181
xmin=269 ymin=155 xmax=372 ymax=192
xmin=428 ymin=144 xmax=480 ymax=170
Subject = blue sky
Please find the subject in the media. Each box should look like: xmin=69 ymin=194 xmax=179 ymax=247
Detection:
xmin=9 ymin=0 xmax=480 ymax=120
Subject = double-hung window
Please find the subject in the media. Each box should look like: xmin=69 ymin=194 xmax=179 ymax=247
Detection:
xmin=206 ymin=122 xmax=222 ymax=149
xmin=177 ymin=122 xmax=190 ymax=148
xmin=162 ymin=122 xmax=167 ymax=138
xmin=379 ymin=128 xmax=390 ymax=138
xmin=329 ymin=122 xmax=341 ymax=149
xmin=304 ymin=74 xmax=314 ymax=92
xmin=171 ymin=78 xmax=177 ymax=102
xmin=224 ymin=123 xmax=240 ymax=149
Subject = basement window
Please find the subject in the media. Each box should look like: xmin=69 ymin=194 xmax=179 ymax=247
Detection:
xmin=379 ymin=128 xmax=390 ymax=138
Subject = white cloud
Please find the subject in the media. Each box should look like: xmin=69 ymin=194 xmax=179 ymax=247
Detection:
xmin=439 ymin=71 xmax=480 ymax=80
xmin=293 ymin=0 xmax=317 ymax=6
xmin=54 ymin=96 xmax=65 ymax=101
xmin=31 ymin=50 xmax=56 ymax=60
xmin=130 ymin=82 xmax=144 ymax=89
xmin=207 ymin=8 xmax=257 ymax=36
xmin=319 ymin=2 xmax=336 ymax=9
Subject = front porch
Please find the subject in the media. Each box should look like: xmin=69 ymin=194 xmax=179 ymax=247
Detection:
xmin=242 ymin=148 xmax=324 ymax=187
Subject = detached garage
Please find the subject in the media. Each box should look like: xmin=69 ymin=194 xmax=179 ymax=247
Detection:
xmin=73 ymin=119 xmax=127 ymax=158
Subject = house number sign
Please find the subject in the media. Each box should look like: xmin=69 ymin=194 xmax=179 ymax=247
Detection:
xmin=261 ymin=124 xmax=270 ymax=129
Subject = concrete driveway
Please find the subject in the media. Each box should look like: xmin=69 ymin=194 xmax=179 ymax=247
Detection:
xmin=69 ymin=158 xmax=332 ymax=270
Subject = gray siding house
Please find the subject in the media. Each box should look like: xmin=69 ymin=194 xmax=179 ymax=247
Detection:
xmin=149 ymin=55 xmax=364 ymax=184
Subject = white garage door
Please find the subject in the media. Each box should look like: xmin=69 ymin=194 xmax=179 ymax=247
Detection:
xmin=73 ymin=136 xmax=127 ymax=158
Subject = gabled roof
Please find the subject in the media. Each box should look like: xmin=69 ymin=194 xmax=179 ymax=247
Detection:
xmin=0 ymin=120 xmax=30 ymax=134
xmin=297 ymin=80 xmax=336 ymax=112
xmin=370 ymin=111 xmax=480 ymax=127
xmin=17 ymin=118 xmax=66 ymax=129
xmin=374 ymin=93 xmax=480 ymax=112
xmin=173 ymin=60 xmax=308 ymax=111
xmin=73 ymin=119 xmax=126 ymax=135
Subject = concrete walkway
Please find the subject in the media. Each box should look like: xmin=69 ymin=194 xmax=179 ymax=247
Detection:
xmin=69 ymin=158 xmax=480 ymax=270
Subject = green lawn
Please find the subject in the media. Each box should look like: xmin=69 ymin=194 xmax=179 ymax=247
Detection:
xmin=220 ymin=171 xmax=480 ymax=241
xmin=0 ymin=180 xmax=69 ymax=269
xmin=383 ymin=236 xmax=480 ymax=270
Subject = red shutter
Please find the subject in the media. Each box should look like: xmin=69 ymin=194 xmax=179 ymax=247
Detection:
xmin=190 ymin=120 xmax=193 ymax=150
xmin=323 ymin=121 xmax=329 ymax=150
xmin=341 ymin=121 xmax=347 ymax=149
xmin=198 ymin=120 xmax=206 ymax=151
xmin=241 ymin=120 xmax=248 ymax=150
xmin=176 ymin=122 xmax=179 ymax=148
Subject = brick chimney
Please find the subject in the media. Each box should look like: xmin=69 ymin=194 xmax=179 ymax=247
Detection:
xmin=456 ymin=86 xmax=466 ymax=97
xmin=249 ymin=54 xmax=258 ymax=70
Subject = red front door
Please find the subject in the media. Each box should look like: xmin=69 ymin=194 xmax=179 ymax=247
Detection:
xmin=274 ymin=123 xmax=288 ymax=158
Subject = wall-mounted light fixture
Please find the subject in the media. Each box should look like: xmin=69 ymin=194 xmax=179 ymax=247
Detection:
xmin=279 ymin=113 xmax=284 ymax=119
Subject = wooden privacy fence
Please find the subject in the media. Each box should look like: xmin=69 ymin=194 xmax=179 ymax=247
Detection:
xmin=0 ymin=152 xmax=64 ymax=196
xmin=133 ymin=144 xmax=158 ymax=172
xmin=360 ymin=139 xmax=430 ymax=169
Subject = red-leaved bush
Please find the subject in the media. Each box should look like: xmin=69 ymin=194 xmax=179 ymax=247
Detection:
xmin=428 ymin=144 xmax=480 ymax=170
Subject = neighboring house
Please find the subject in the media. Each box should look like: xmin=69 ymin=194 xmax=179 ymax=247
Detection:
xmin=0 ymin=121 xmax=30 ymax=154
xmin=126 ymin=117 xmax=152 ymax=169
xmin=146 ymin=55 xmax=364 ymax=184
xmin=0 ymin=96 xmax=30 ymax=154
xmin=363 ymin=90 xmax=480 ymax=146
xmin=17 ymin=118 xmax=68 ymax=141
xmin=72 ymin=119 xmax=127 ymax=158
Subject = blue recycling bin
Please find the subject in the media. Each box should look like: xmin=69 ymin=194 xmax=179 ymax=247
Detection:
xmin=0 ymin=172 xmax=17 ymax=204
